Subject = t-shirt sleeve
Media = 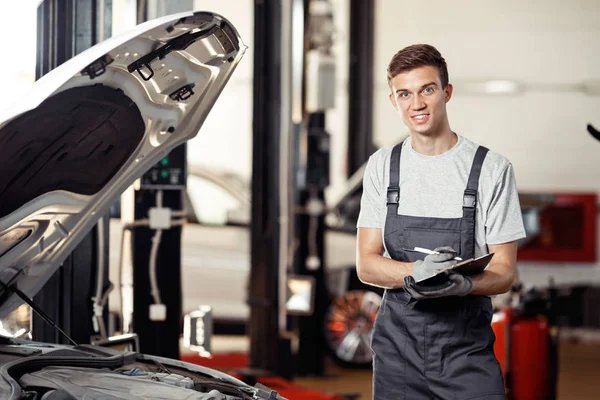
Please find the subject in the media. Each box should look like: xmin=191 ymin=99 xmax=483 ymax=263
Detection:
xmin=485 ymin=162 xmax=527 ymax=245
xmin=357 ymin=154 xmax=386 ymax=229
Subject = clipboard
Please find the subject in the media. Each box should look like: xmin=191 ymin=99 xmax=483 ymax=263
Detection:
xmin=416 ymin=253 xmax=495 ymax=283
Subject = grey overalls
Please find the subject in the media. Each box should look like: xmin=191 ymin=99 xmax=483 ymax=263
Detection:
xmin=371 ymin=141 xmax=506 ymax=400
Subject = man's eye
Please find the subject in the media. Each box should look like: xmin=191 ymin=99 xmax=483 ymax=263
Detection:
xmin=423 ymin=87 xmax=434 ymax=94
xmin=399 ymin=92 xmax=410 ymax=98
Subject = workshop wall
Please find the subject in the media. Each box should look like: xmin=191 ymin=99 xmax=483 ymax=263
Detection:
xmin=0 ymin=2 xmax=37 ymax=112
xmin=112 ymin=0 xmax=138 ymax=36
xmin=373 ymin=0 xmax=600 ymax=286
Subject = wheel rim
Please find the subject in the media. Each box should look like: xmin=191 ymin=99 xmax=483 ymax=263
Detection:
xmin=324 ymin=290 xmax=382 ymax=364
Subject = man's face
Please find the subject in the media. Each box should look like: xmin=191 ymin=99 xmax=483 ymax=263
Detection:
xmin=388 ymin=65 xmax=453 ymax=137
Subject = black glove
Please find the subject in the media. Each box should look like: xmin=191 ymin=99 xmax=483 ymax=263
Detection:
xmin=403 ymin=270 xmax=473 ymax=300
xmin=411 ymin=246 xmax=459 ymax=282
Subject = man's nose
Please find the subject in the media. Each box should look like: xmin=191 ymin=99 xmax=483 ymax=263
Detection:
xmin=411 ymin=95 xmax=426 ymax=110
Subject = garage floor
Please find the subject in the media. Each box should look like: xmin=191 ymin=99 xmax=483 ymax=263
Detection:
xmin=187 ymin=337 xmax=600 ymax=399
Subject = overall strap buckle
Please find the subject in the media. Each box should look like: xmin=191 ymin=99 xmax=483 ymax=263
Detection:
xmin=463 ymin=189 xmax=477 ymax=208
xmin=387 ymin=187 xmax=400 ymax=205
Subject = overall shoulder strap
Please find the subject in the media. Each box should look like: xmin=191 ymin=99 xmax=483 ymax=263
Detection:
xmin=386 ymin=141 xmax=404 ymax=216
xmin=461 ymin=145 xmax=489 ymax=258
xmin=463 ymin=146 xmax=489 ymax=209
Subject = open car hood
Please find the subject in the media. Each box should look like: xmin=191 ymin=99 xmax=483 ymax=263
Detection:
xmin=0 ymin=11 xmax=246 ymax=317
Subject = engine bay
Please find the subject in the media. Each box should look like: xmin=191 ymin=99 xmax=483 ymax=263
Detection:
xmin=19 ymin=366 xmax=250 ymax=400
xmin=0 ymin=343 xmax=268 ymax=400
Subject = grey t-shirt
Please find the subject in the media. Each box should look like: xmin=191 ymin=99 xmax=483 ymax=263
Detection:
xmin=357 ymin=134 xmax=526 ymax=259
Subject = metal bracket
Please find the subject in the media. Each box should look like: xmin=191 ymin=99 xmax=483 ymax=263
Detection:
xmin=135 ymin=64 xmax=154 ymax=81
xmin=169 ymin=84 xmax=196 ymax=101
xmin=81 ymin=55 xmax=113 ymax=79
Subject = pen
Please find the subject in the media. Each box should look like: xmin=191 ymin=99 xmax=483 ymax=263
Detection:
xmin=412 ymin=247 xmax=463 ymax=261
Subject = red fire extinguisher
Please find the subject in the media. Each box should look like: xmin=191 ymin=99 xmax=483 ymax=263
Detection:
xmin=491 ymin=281 xmax=559 ymax=400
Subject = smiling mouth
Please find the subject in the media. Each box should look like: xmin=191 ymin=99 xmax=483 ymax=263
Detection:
xmin=411 ymin=114 xmax=430 ymax=123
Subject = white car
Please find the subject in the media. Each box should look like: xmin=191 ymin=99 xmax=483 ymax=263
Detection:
xmin=0 ymin=10 xmax=288 ymax=399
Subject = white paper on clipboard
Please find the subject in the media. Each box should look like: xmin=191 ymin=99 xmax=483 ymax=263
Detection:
xmin=416 ymin=253 xmax=495 ymax=283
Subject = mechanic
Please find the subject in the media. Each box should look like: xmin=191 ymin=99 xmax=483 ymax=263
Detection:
xmin=356 ymin=44 xmax=526 ymax=399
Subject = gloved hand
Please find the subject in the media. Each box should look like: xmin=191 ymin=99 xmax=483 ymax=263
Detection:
xmin=403 ymin=270 xmax=473 ymax=300
xmin=411 ymin=246 xmax=459 ymax=282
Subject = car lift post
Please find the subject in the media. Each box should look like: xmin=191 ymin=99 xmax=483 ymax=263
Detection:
xmin=248 ymin=0 xmax=336 ymax=379
xmin=294 ymin=0 xmax=337 ymax=376
xmin=130 ymin=182 xmax=185 ymax=359
xmin=294 ymin=111 xmax=331 ymax=377
xmin=247 ymin=0 xmax=293 ymax=379
xmin=347 ymin=0 xmax=375 ymax=177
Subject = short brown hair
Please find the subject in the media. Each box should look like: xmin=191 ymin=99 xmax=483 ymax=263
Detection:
xmin=387 ymin=44 xmax=449 ymax=88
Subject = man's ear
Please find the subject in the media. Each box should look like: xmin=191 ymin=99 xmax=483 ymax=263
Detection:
xmin=444 ymin=83 xmax=454 ymax=103
xmin=389 ymin=92 xmax=398 ymax=111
